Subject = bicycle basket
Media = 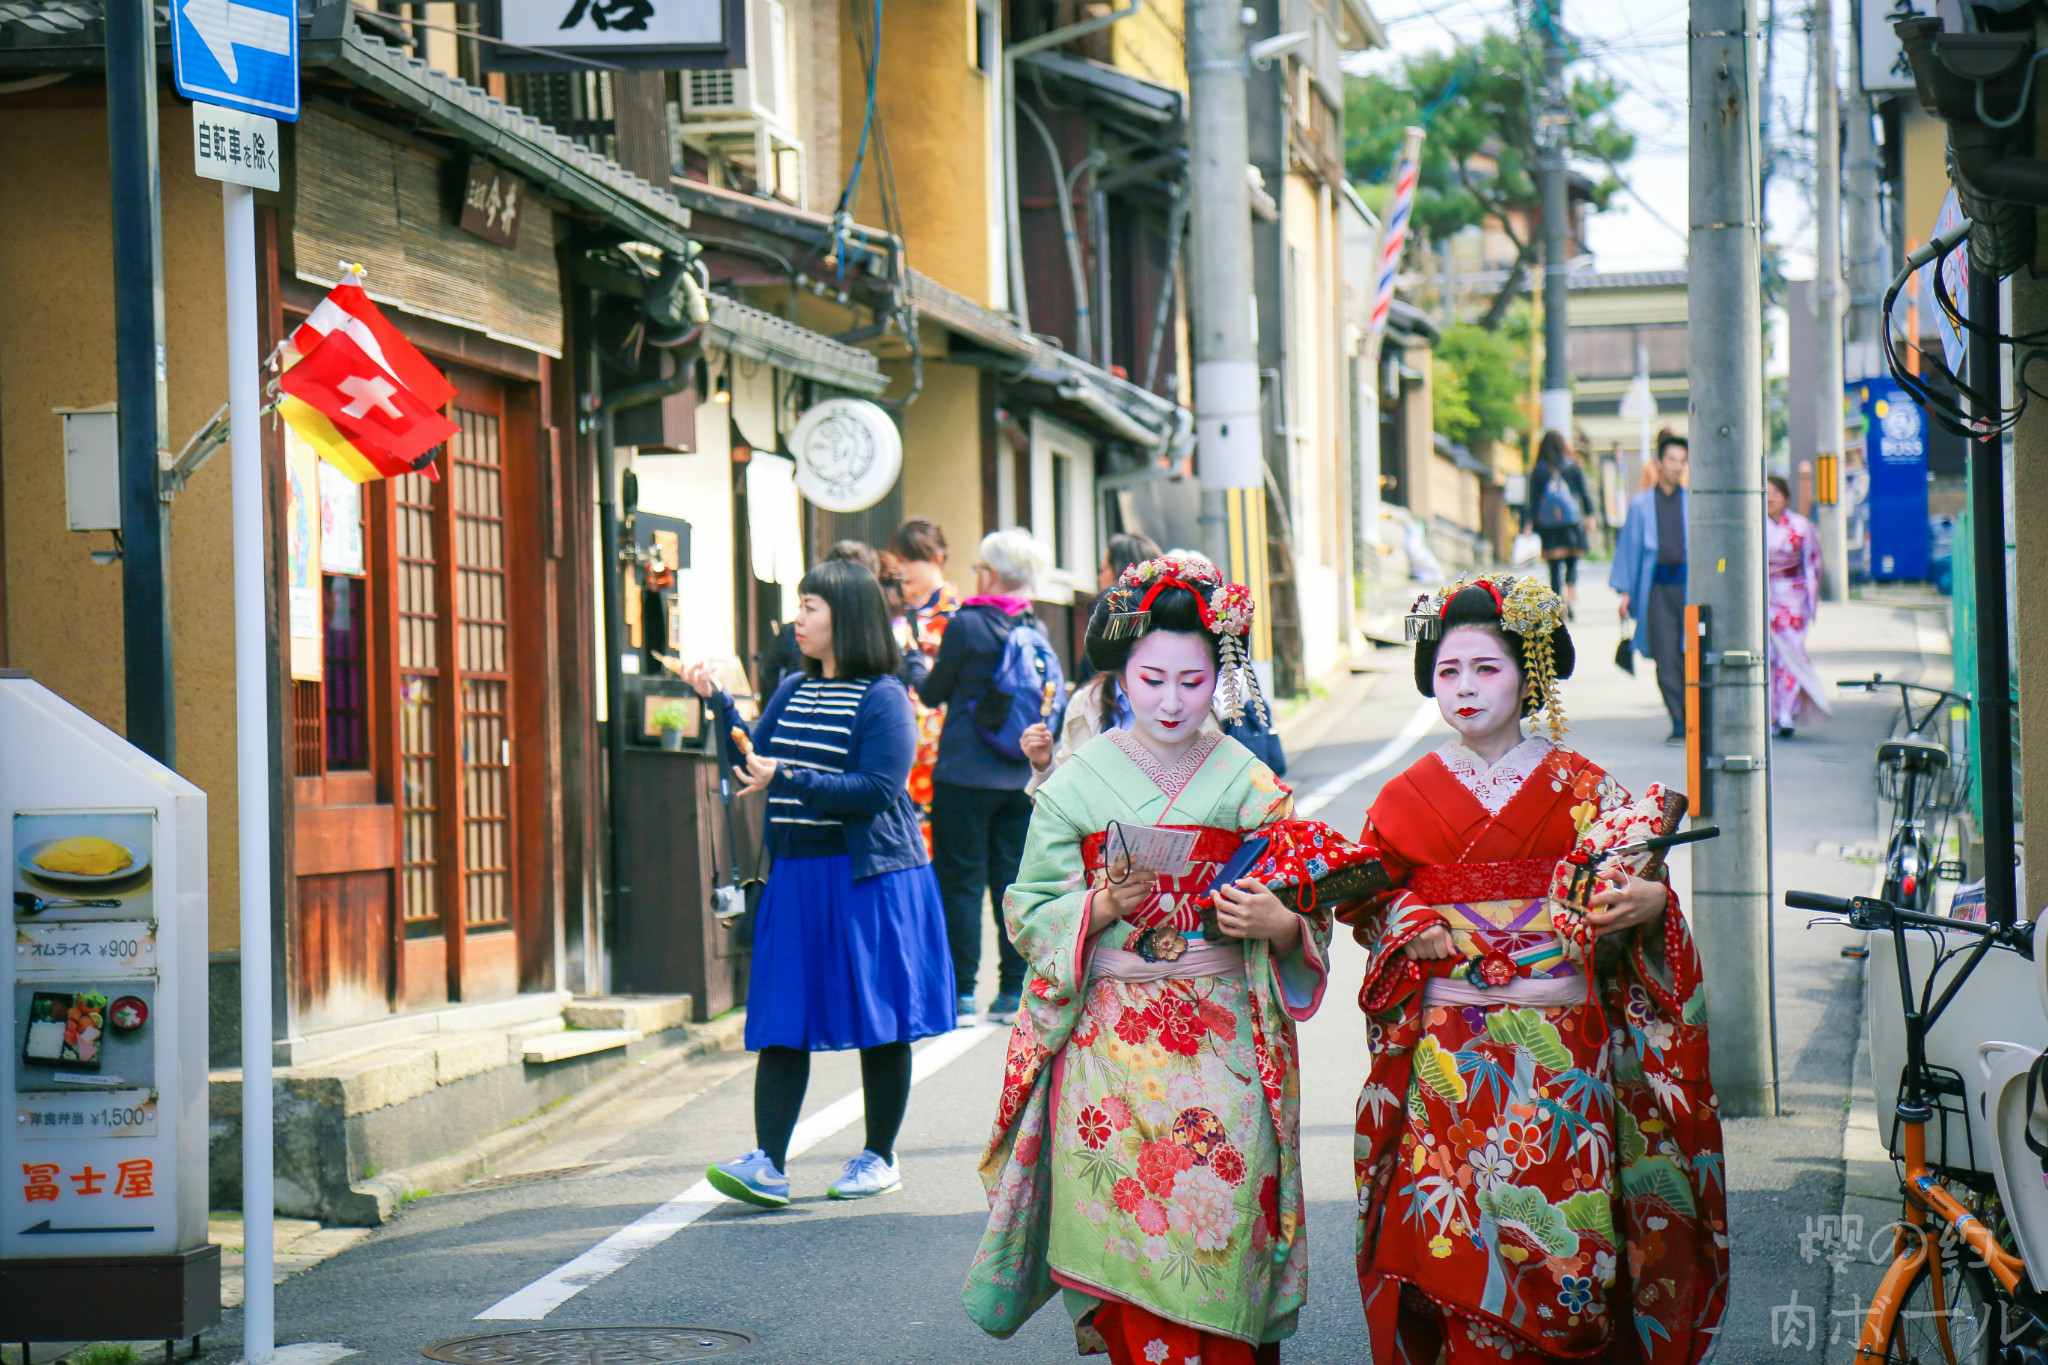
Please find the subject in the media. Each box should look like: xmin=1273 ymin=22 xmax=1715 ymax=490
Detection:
xmin=1878 ymin=754 xmax=1968 ymax=814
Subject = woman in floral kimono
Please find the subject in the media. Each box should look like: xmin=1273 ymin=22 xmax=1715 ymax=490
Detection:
xmin=1350 ymin=574 xmax=1727 ymax=1364
xmin=1766 ymin=475 xmax=1830 ymax=739
xmin=964 ymin=556 xmax=1332 ymax=1364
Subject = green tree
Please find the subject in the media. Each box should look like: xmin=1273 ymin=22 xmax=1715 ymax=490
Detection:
xmin=1346 ymin=30 xmax=1635 ymax=330
xmin=1433 ymin=312 xmax=1534 ymax=453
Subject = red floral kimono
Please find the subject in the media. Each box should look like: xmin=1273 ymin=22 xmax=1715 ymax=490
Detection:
xmin=1349 ymin=739 xmax=1727 ymax=1364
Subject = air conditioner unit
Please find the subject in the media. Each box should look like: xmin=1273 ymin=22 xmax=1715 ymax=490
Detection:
xmin=680 ymin=0 xmax=789 ymax=126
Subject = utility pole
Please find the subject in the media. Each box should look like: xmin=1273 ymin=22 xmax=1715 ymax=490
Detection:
xmin=106 ymin=0 xmax=175 ymax=764
xmin=1538 ymin=0 xmax=1572 ymax=438
xmin=1813 ymin=0 xmax=1847 ymax=599
xmin=1689 ymin=0 xmax=1777 ymax=1118
xmin=1187 ymin=0 xmax=1267 ymax=602
xmin=1835 ymin=1 xmax=1885 ymax=600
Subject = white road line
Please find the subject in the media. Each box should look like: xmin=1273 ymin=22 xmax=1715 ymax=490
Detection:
xmin=475 ymin=1023 xmax=1004 ymax=1321
xmin=1293 ymin=699 xmax=1439 ymax=817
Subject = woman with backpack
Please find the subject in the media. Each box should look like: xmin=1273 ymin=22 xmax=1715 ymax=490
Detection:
xmin=685 ymin=558 xmax=954 ymax=1208
xmin=920 ymin=528 xmax=1058 ymax=1028
xmin=1522 ymin=430 xmax=1596 ymax=618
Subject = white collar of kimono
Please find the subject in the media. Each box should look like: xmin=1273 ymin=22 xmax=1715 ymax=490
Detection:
xmin=1436 ymin=734 xmax=1554 ymax=815
xmin=1108 ymin=725 xmax=1224 ymax=802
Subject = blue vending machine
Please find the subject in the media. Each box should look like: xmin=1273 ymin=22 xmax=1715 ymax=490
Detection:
xmin=1859 ymin=379 xmax=1930 ymax=581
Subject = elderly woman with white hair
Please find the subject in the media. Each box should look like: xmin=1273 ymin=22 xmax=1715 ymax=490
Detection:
xmin=918 ymin=527 xmax=1054 ymax=1027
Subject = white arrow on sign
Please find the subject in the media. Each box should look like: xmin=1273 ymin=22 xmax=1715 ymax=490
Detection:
xmin=181 ymin=0 xmax=291 ymax=83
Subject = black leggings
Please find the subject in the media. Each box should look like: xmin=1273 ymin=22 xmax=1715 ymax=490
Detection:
xmin=754 ymin=1042 xmax=913 ymax=1171
xmin=1548 ymin=555 xmax=1579 ymax=594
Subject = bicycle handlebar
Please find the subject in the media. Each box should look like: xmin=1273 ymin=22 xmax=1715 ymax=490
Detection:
xmin=1785 ymin=888 xmax=2032 ymax=953
xmin=1838 ymin=675 xmax=1972 ymax=708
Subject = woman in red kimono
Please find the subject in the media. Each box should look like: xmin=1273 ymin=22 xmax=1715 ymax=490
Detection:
xmin=1350 ymin=574 xmax=1727 ymax=1364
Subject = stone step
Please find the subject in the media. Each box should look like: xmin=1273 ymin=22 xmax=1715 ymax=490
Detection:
xmin=522 ymin=1028 xmax=642 ymax=1064
xmin=563 ymin=994 xmax=693 ymax=1034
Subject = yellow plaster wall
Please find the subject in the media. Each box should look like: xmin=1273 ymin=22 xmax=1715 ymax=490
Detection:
xmin=0 ymin=101 xmax=242 ymax=949
xmin=891 ymin=359 xmax=985 ymax=596
xmin=1112 ymin=0 xmax=1187 ymax=93
xmin=1900 ymin=104 xmax=1951 ymax=258
xmin=845 ymin=0 xmax=991 ymax=303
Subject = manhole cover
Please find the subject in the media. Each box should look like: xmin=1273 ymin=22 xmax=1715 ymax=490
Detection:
xmin=422 ymin=1327 xmax=754 ymax=1364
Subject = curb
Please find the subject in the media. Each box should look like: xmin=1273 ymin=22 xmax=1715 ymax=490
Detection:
xmin=345 ymin=1012 xmax=749 ymax=1222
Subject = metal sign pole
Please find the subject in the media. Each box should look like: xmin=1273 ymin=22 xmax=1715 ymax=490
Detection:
xmin=223 ymin=177 xmax=275 ymax=1365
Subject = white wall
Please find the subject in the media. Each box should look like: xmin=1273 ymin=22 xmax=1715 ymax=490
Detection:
xmin=630 ymin=406 xmax=738 ymax=668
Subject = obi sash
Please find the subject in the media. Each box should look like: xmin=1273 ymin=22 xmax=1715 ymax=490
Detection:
xmin=1408 ymin=858 xmax=1583 ymax=989
xmin=1080 ymin=824 xmax=1240 ymax=957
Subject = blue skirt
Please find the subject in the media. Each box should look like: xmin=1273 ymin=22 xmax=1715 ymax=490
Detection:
xmin=744 ymin=854 xmax=957 ymax=1052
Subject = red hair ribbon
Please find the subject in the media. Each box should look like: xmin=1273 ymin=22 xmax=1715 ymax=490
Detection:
xmin=1440 ymin=578 xmax=1506 ymax=621
xmin=1137 ymin=574 xmax=1220 ymax=630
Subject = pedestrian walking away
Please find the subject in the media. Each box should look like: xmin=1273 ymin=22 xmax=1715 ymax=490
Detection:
xmin=920 ymin=527 xmax=1057 ymax=1027
xmin=1347 ymin=573 xmax=1726 ymax=1363
xmin=963 ymin=554 xmax=1333 ymax=1364
xmin=685 ymin=558 xmax=955 ymax=1209
xmin=1522 ymin=430 xmax=1597 ymax=617
xmin=1610 ymin=431 xmax=1691 ymax=743
xmin=1765 ymin=475 xmax=1831 ymax=738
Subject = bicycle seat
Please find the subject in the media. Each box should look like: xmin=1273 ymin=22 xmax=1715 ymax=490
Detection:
xmin=1877 ymin=739 xmax=1950 ymax=771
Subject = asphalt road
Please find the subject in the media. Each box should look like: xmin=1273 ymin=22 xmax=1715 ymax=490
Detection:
xmin=205 ymin=580 xmax=1942 ymax=1365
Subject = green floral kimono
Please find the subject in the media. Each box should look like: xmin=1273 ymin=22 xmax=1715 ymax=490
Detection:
xmin=962 ymin=728 xmax=1331 ymax=1352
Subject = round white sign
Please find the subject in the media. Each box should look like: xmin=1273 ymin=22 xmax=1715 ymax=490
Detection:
xmin=790 ymin=398 xmax=902 ymax=512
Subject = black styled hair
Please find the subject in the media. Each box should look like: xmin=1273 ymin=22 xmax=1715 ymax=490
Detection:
xmin=1105 ymin=532 xmax=1162 ymax=581
xmin=1766 ymin=474 xmax=1791 ymax=500
xmin=1085 ymin=582 xmax=1220 ymax=676
xmin=796 ymin=557 xmax=899 ymax=680
xmin=1412 ymin=582 xmax=1576 ymax=713
xmin=1656 ymin=428 xmax=1688 ymax=459
xmin=1535 ymin=429 xmax=1572 ymax=467
xmin=887 ymin=517 xmax=947 ymax=565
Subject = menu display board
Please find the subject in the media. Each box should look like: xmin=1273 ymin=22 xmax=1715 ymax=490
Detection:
xmin=0 ymin=675 xmax=211 ymax=1337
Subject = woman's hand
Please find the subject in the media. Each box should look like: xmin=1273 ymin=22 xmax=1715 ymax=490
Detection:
xmin=1404 ymin=925 xmax=1457 ymax=960
xmin=1020 ymin=722 xmax=1054 ymax=771
xmin=1087 ymin=861 xmax=1151 ymax=935
xmin=683 ymin=660 xmax=720 ymax=699
xmin=1211 ymin=879 xmax=1301 ymax=948
xmin=732 ymin=750 xmax=778 ymax=798
xmin=1586 ymin=873 xmax=1670 ymax=936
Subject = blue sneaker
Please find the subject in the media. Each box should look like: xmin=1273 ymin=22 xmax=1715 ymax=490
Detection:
xmin=706 ymin=1149 xmax=789 ymax=1208
xmin=827 ymin=1149 xmax=902 ymax=1200
xmin=956 ymin=993 xmax=977 ymax=1027
xmin=986 ymin=994 xmax=1021 ymax=1024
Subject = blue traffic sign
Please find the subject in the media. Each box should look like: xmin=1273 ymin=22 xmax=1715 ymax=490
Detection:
xmin=170 ymin=0 xmax=299 ymax=122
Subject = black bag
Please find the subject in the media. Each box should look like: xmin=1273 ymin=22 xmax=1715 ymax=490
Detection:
xmin=1615 ymin=623 xmax=1636 ymax=675
xmin=713 ymin=775 xmax=767 ymax=951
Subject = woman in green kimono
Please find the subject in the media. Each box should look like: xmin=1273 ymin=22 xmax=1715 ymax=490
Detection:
xmin=964 ymin=555 xmax=1332 ymax=1364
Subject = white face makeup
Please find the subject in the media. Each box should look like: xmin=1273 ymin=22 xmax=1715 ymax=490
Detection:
xmin=1121 ymin=631 xmax=1218 ymax=757
xmin=1432 ymin=624 xmax=1525 ymax=753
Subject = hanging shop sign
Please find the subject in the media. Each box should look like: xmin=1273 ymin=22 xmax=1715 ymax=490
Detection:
xmin=480 ymin=0 xmax=748 ymax=72
xmin=789 ymin=399 xmax=902 ymax=514
xmin=459 ymin=160 xmax=525 ymax=249
xmin=0 ymin=674 xmax=216 ymax=1341
xmin=1858 ymin=379 xmax=1930 ymax=583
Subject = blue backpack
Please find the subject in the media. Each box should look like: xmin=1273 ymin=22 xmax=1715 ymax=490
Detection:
xmin=974 ymin=614 xmax=1068 ymax=761
xmin=1534 ymin=467 xmax=1584 ymax=530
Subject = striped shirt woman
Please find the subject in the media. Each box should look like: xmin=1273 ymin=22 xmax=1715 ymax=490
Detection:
xmin=688 ymin=557 xmax=955 ymax=1211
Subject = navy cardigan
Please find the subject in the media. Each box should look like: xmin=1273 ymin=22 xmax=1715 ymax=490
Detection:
xmin=713 ymin=672 xmax=930 ymax=880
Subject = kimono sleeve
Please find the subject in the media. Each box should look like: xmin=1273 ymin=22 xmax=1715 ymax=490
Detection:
xmin=1000 ymin=784 xmax=1096 ymax=1003
xmin=1235 ymin=765 xmax=1331 ymax=1017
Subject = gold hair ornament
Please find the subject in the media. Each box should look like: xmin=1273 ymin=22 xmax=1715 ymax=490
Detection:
xmin=1405 ymin=572 xmax=1570 ymax=740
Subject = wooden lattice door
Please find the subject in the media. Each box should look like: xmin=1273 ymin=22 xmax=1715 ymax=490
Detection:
xmin=389 ymin=374 xmax=521 ymax=1003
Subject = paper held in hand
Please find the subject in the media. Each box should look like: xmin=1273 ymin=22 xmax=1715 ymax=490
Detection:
xmin=1107 ymin=824 xmax=1198 ymax=880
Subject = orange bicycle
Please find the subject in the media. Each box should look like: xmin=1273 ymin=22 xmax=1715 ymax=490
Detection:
xmin=1786 ymin=889 xmax=2045 ymax=1363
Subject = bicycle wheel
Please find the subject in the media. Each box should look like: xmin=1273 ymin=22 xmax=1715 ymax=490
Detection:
xmin=1880 ymin=1250 xmax=1999 ymax=1364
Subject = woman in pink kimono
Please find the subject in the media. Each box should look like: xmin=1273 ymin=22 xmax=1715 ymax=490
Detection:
xmin=1766 ymin=476 xmax=1830 ymax=739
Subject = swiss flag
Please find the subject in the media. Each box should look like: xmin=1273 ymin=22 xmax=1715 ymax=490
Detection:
xmin=292 ymin=280 xmax=457 ymax=411
xmin=280 ymin=324 xmax=460 ymax=474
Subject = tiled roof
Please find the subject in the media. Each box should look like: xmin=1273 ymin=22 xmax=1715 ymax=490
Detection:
xmin=1567 ymin=270 xmax=1689 ymax=291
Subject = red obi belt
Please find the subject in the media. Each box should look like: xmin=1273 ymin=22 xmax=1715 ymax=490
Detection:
xmin=1080 ymin=824 xmax=1242 ymax=934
